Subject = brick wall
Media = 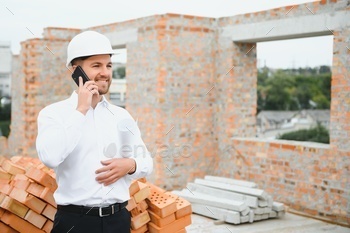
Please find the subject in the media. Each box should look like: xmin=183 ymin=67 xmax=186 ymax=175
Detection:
xmin=330 ymin=27 xmax=350 ymax=151
xmin=123 ymin=14 xmax=218 ymax=189
xmin=7 ymin=0 xmax=349 ymax=225
xmin=215 ymin=138 xmax=350 ymax=225
xmin=8 ymin=28 xmax=80 ymax=155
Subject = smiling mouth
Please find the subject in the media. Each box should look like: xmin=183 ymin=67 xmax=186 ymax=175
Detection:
xmin=96 ymin=79 xmax=109 ymax=83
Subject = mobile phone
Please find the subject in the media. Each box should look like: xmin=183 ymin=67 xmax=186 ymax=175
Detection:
xmin=71 ymin=66 xmax=90 ymax=86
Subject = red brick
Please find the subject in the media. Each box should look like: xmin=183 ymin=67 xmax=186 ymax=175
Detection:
xmin=0 ymin=195 xmax=29 ymax=218
xmin=0 ymin=222 xmax=19 ymax=233
xmin=42 ymin=204 xmax=56 ymax=221
xmin=13 ymin=173 xmax=29 ymax=181
xmin=175 ymin=229 xmax=187 ymax=233
xmin=127 ymin=197 xmax=137 ymax=211
xmin=25 ymin=167 xmax=57 ymax=192
xmin=0 ymin=168 xmax=12 ymax=180
xmin=0 ymin=207 xmax=5 ymax=217
xmin=148 ymin=210 xmax=176 ymax=227
xmin=138 ymin=200 xmax=148 ymax=212
xmin=1 ymin=160 xmax=25 ymax=175
xmin=131 ymin=210 xmax=151 ymax=230
xmin=0 ymin=184 xmax=14 ymax=195
xmin=1 ymin=211 xmax=45 ymax=233
xmin=146 ymin=191 xmax=177 ymax=218
xmin=0 ymin=193 xmax=6 ymax=203
xmin=130 ymin=223 xmax=147 ymax=233
xmin=9 ymin=187 xmax=28 ymax=203
xmin=23 ymin=194 xmax=47 ymax=214
xmin=129 ymin=180 xmax=141 ymax=196
xmin=42 ymin=220 xmax=53 ymax=233
xmin=134 ymin=182 xmax=151 ymax=203
xmin=148 ymin=214 xmax=191 ymax=233
xmin=24 ymin=209 xmax=47 ymax=229
xmin=165 ymin=192 xmax=192 ymax=219
xmin=40 ymin=187 xmax=56 ymax=207
xmin=26 ymin=182 xmax=45 ymax=198
xmin=12 ymin=179 xmax=31 ymax=190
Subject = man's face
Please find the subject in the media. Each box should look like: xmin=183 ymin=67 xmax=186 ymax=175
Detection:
xmin=79 ymin=54 xmax=113 ymax=95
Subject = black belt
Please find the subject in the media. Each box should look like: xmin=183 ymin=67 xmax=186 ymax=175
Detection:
xmin=57 ymin=201 xmax=128 ymax=217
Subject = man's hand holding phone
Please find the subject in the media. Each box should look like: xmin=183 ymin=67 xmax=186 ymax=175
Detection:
xmin=72 ymin=66 xmax=99 ymax=115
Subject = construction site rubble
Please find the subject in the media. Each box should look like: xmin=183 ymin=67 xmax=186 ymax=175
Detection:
xmin=172 ymin=175 xmax=285 ymax=225
xmin=0 ymin=156 xmax=192 ymax=233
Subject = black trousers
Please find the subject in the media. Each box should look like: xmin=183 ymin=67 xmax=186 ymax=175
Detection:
xmin=51 ymin=208 xmax=131 ymax=233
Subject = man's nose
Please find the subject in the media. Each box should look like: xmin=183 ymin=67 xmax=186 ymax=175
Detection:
xmin=99 ymin=66 xmax=110 ymax=76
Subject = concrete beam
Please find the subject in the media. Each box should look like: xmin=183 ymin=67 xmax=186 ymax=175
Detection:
xmin=272 ymin=202 xmax=285 ymax=212
xmin=194 ymin=178 xmax=268 ymax=200
xmin=204 ymin=175 xmax=257 ymax=188
xmin=187 ymin=183 xmax=258 ymax=208
xmin=172 ymin=189 xmax=248 ymax=212
xmin=222 ymin=10 xmax=349 ymax=42
xmin=191 ymin=203 xmax=241 ymax=224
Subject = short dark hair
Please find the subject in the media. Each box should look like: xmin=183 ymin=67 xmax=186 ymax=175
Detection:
xmin=70 ymin=56 xmax=92 ymax=66
xmin=71 ymin=54 xmax=112 ymax=66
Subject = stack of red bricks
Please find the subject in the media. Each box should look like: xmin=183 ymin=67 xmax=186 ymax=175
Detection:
xmin=0 ymin=156 xmax=192 ymax=233
xmin=0 ymin=156 xmax=56 ymax=233
xmin=127 ymin=179 xmax=192 ymax=233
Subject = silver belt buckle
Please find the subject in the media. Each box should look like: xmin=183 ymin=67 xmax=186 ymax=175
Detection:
xmin=99 ymin=205 xmax=114 ymax=217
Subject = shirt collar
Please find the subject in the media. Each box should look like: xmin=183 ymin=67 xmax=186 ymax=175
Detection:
xmin=69 ymin=91 xmax=110 ymax=108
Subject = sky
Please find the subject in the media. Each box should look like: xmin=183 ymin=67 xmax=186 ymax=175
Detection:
xmin=0 ymin=0 xmax=333 ymax=68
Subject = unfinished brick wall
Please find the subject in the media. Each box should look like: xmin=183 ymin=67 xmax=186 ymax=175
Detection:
xmin=215 ymin=139 xmax=349 ymax=224
xmin=124 ymin=14 xmax=218 ymax=189
xmin=8 ymin=0 xmax=349 ymax=225
xmin=213 ymin=0 xmax=350 ymax=226
xmin=8 ymin=28 xmax=80 ymax=155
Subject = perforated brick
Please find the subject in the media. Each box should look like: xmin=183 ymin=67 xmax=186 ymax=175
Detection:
xmin=165 ymin=192 xmax=192 ymax=219
xmin=146 ymin=191 xmax=177 ymax=218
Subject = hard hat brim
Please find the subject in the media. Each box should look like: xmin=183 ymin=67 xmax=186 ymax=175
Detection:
xmin=66 ymin=49 xmax=119 ymax=68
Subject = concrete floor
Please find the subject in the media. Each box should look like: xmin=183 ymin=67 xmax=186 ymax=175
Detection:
xmin=187 ymin=213 xmax=350 ymax=233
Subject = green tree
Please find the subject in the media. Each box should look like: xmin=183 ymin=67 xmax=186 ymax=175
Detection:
xmin=263 ymin=71 xmax=299 ymax=110
xmin=113 ymin=67 xmax=126 ymax=79
xmin=257 ymin=66 xmax=331 ymax=111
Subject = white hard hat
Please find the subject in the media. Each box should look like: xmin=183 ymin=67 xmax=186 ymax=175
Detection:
xmin=66 ymin=31 xmax=116 ymax=67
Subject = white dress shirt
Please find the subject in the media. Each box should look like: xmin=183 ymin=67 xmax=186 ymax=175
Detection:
xmin=36 ymin=92 xmax=153 ymax=206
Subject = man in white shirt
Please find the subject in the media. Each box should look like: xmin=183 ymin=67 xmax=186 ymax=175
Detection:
xmin=36 ymin=31 xmax=153 ymax=233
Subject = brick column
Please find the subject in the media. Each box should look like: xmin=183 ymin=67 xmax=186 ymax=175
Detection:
xmin=215 ymin=37 xmax=257 ymax=171
xmin=8 ymin=28 xmax=78 ymax=155
xmin=127 ymin=14 xmax=218 ymax=189
xmin=330 ymin=28 xmax=350 ymax=151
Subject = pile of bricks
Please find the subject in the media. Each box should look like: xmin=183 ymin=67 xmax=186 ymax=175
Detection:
xmin=0 ymin=156 xmax=56 ymax=233
xmin=0 ymin=156 xmax=192 ymax=233
xmin=172 ymin=175 xmax=285 ymax=225
xmin=127 ymin=179 xmax=192 ymax=233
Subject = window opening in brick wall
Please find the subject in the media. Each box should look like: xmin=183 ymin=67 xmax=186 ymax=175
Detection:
xmin=110 ymin=48 xmax=127 ymax=108
xmin=256 ymin=35 xmax=333 ymax=144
